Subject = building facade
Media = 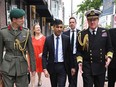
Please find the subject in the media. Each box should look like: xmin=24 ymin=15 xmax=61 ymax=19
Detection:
xmin=0 ymin=0 xmax=54 ymax=36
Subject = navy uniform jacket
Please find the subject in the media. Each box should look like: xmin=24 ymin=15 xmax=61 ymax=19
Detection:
xmin=109 ymin=28 xmax=116 ymax=69
xmin=0 ymin=25 xmax=36 ymax=76
xmin=77 ymin=27 xmax=113 ymax=75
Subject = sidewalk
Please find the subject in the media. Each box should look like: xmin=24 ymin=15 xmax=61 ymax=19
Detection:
xmin=29 ymin=72 xmax=83 ymax=87
xmin=29 ymin=73 xmax=68 ymax=87
xmin=28 ymin=71 xmax=109 ymax=87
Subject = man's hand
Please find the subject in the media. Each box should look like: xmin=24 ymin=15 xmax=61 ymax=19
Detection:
xmin=43 ymin=69 xmax=50 ymax=78
xmin=39 ymin=53 xmax=42 ymax=58
xmin=105 ymin=57 xmax=111 ymax=68
xmin=71 ymin=68 xmax=76 ymax=76
xmin=78 ymin=63 xmax=83 ymax=74
xmin=31 ymin=71 xmax=36 ymax=76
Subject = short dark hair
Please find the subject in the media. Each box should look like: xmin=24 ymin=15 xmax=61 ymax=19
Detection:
xmin=69 ymin=17 xmax=76 ymax=22
xmin=53 ymin=18 xmax=63 ymax=26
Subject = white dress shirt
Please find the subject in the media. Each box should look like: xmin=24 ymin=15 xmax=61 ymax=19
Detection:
xmin=70 ymin=29 xmax=77 ymax=54
xmin=54 ymin=34 xmax=64 ymax=62
xmin=89 ymin=28 xmax=98 ymax=35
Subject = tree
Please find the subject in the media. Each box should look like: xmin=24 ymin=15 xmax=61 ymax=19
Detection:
xmin=76 ymin=0 xmax=103 ymax=29
xmin=77 ymin=0 xmax=103 ymax=14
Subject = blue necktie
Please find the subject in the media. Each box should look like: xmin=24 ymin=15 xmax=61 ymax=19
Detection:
xmin=55 ymin=36 xmax=59 ymax=62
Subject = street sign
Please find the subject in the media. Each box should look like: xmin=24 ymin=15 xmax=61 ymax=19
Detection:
xmin=101 ymin=0 xmax=114 ymax=16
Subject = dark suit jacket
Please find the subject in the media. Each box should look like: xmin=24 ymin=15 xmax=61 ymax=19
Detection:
xmin=63 ymin=29 xmax=80 ymax=66
xmin=109 ymin=28 xmax=116 ymax=69
xmin=77 ymin=27 xmax=113 ymax=75
xmin=42 ymin=34 xmax=74 ymax=74
xmin=63 ymin=29 xmax=80 ymax=52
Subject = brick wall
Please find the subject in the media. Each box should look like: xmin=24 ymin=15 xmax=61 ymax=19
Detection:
xmin=0 ymin=0 xmax=6 ymax=28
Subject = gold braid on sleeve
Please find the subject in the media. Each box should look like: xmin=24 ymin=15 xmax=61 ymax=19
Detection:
xmin=78 ymin=32 xmax=89 ymax=51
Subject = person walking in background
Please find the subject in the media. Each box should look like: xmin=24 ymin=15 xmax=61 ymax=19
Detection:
xmin=0 ymin=8 xmax=36 ymax=87
xmin=76 ymin=9 xmax=113 ymax=87
xmin=63 ymin=17 xmax=80 ymax=87
xmin=108 ymin=28 xmax=116 ymax=87
xmin=42 ymin=19 xmax=75 ymax=87
xmin=31 ymin=23 xmax=46 ymax=86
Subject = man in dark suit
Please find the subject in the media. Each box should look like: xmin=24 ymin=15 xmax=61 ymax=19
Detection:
xmin=76 ymin=9 xmax=113 ymax=87
xmin=42 ymin=19 xmax=75 ymax=87
xmin=63 ymin=17 xmax=80 ymax=87
xmin=108 ymin=28 xmax=116 ymax=87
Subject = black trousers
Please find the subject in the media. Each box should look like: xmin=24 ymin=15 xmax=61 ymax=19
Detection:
xmin=68 ymin=54 xmax=78 ymax=87
xmin=82 ymin=73 xmax=105 ymax=87
xmin=108 ymin=68 xmax=116 ymax=87
xmin=68 ymin=68 xmax=78 ymax=87
xmin=50 ymin=62 xmax=66 ymax=87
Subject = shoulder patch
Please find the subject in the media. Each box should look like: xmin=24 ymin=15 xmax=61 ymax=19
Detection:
xmin=23 ymin=27 xmax=29 ymax=30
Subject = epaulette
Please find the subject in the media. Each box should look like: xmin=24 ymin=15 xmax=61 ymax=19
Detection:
xmin=0 ymin=26 xmax=8 ymax=30
xmin=77 ymin=29 xmax=86 ymax=35
xmin=23 ymin=27 xmax=30 ymax=31
xmin=23 ymin=27 xmax=28 ymax=30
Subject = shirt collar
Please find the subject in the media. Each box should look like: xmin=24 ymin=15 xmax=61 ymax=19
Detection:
xmin=70 ymin=28 xmax=76 ymax=32
xmin=89 ymin=27 xmax=98 ymax=33
xmin=53 ymin=33 xmax=61 ymax=39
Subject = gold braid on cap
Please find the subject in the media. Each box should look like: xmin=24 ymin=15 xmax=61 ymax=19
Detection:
xmin=78 ymin=31 xmax=89 ymax=51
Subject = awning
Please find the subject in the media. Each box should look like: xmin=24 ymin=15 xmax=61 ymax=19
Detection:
xmin=36 ymin=5 xmax=52 ymax=17
xmin=24 ymin=0 xmax=53 ymax=20
xmin=46 ymin=15 xmax=54 ymax=23
xmin=24 ymin=0 xmax=46 ymax=5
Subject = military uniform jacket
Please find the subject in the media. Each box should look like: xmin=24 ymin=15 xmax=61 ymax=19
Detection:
xmin=0 ymin=25 xmax=36 ymax=76
xmin=109 ymin=28 xmax=116 ymax=69
xmin=77 ymin=27 xmax=113 ymax=75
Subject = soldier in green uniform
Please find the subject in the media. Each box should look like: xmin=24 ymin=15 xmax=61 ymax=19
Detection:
xmin=76 ymin=9 xmax=113 ymax=87
xmin=0 ymin=8 xmax=36 ymax=87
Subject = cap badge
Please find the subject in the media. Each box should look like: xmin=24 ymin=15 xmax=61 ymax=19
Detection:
xmin=90 ymin=11 xmax=95 ymax=16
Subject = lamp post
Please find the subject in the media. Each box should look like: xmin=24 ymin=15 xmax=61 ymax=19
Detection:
xmin=71 ymin=0 xmax=73 ymax=16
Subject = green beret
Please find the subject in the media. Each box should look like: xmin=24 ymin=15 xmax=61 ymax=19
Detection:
xmin=10 ymin=8 xmax=25 ymax=19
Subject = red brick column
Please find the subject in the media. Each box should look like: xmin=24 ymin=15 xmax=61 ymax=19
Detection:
xmin=0 ymin=0 xmax=6 ymax=28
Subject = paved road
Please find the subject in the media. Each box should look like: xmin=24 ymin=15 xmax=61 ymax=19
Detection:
xmin=29 ymin=71 xmax=110 ymax=87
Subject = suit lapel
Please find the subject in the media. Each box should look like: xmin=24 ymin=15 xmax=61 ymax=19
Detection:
xmin=51 ymin=34 xmax=55 ymax=57
xmin=62 ymin=34 xmax=66 ymax=60
xmin=9 ymin=28 xmax=16 ymax=36
xmin=68 ymin=30 xmax=70 ymax=36
xmin=62 ymin=35 xmax=65 ymax=53
xmin=15 ymin=29 xmax=21 ymax=37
